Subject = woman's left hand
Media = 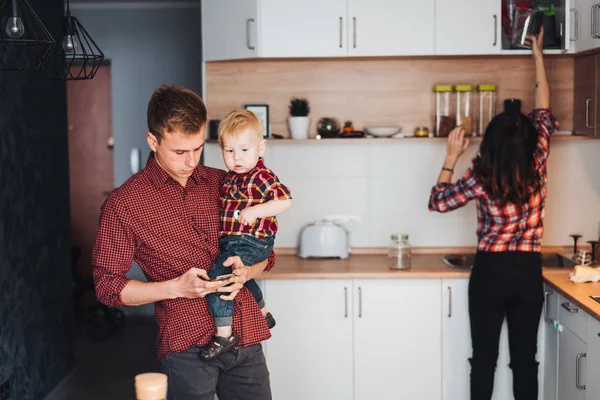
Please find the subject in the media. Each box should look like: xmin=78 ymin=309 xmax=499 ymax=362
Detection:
xmin=446 ymin=126 xmax=470 ymax=160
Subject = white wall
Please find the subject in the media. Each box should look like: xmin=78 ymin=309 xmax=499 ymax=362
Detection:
xmin=204 ymin=138 xmax=600 ymax=249
xmin=72 ymin=2 xmax=202 ymax=316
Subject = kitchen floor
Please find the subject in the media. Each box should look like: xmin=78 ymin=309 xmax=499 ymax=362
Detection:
xmin=46 ymin=317 xmax=158 ymax=400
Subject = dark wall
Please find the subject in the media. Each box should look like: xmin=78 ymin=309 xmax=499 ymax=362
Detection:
xmin=0 ymin=0 xmax=74 ymax=399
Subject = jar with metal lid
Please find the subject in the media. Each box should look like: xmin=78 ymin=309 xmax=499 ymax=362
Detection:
xmin=434 ymin=85 xmax=456 ymax=137
xmin=388 ymin=233 xmax=411 ymax=270
xmin=414 ymin=127 xmax=429 ymax=137
xmin=455 ymin=85 xmax=473 ymax=136
xmin=477 ymin=84 xmax=497 ymax=136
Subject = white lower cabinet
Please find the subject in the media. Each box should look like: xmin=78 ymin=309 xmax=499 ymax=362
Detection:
xmin=557 ymin=294 xmax=588 ymax=400
xmin=558 ymin=326 xmax=587 ymax=400
xmin=441 ymin=279 xmax=471 ymax=400
xmin=542 ymin=285 xmax=560 ymax=400
xmin=263 ymin=279 xmax=441 ymax=400
xmin=262 ymin=279 xmax=354 ymax=400
xmin=587 ymin=316 xmax=600 ymax=399
xmin=440 ymin=279 xmax=541 ymax=400
xmin=261 ymin=278 xmax=553 ymax=400
xmin=353 ymin=279 xmax=442 ymax=400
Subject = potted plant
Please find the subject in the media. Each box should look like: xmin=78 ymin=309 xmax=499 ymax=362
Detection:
xmin=288 ymin=98 xmax=310 ymax=139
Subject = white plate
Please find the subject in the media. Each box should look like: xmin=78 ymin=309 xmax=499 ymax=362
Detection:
xmin=365 ymin=126 xmax=401 ymax=137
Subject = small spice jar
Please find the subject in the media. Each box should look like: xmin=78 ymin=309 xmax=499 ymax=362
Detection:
xmin=455 ymin=85 xmax=473 ymax=136
xmin=414 ymin=127 xmax=429 ymax=137
xmin=434 ymin=85 xmax=456 ymax=137
xmin=477 ymin=84 xmax=497 ymax=136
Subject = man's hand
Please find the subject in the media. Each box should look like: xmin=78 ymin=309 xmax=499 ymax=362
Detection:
xmin=238 ymin=207 xmax=257 ymax=226
xmin=170 ymin=268 xmax=225 ymax=299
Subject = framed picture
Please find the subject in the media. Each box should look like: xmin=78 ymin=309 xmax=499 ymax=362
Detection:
xmin=244 ymin=104 xmax=270 ymax=139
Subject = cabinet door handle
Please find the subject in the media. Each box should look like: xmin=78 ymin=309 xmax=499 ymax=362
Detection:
xmin=561 ymin=302 xmax=579 ymax=313
xmin=544 ymin=290 xmax=553 ymax=322
xmin=447 ymin=286 xmax=452 ymax=318
xmin=570 ymin=8 xmax=579 ymax=41
xmin=593 ymin=4 xmax=600 ymax=38
xmin=246 ymin=18 xmax=255 ymax=50
xmin=493 ymin=15 xmax=498 ymax=46
xmin=358 ymin=286 xmax=362 ymax=318
xmin=576 ymin=353 xmax=587 ymax=390
xmin=593 ymin=5 xmax=597 ymax=38
xmin=344 ymin=287 xmax=348 ymax=318
xmin=586 ymin=98 xmax=594 ymax=128
xmin=353 ymin=17 xmax=357 ymax=48
xmin=339 ymin=17 xmax=343 ymax=48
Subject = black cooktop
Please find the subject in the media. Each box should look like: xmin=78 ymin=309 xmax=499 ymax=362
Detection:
xmin=591 ymin=296 xmax=600 ymax=305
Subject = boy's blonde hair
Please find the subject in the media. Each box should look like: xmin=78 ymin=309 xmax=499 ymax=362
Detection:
xmin=218 ymin=109 xmax=264 ymax=146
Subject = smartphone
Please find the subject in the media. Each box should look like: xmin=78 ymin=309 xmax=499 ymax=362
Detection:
xmin=210 ymin=273 xmax=235 ymax=282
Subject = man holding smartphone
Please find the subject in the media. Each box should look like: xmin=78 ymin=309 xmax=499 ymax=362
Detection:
xmin=92 ymin=85 xmax=275 ymax=400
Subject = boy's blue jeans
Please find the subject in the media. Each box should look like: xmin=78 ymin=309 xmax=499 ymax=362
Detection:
xmin=206 ymin=235 xmax=274 ymax=327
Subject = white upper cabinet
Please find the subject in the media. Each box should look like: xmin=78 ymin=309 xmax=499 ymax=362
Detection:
xmin=347 ymin=0 xmax=435 ymax=56
xmin=570 ymin=0 xmax=600 ymax=53
xmin=202 ymin=0 xmax=600 ymax=60
xmin=202 ymin=1 xmax=259 ymax=61
xmin=435 ymin=0 xmax=501 ymax=55
xmin=260 ymin=0 xmax=348 ymax=58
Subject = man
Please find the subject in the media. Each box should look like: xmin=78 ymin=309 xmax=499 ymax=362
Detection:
xmin=92 ymin=84 xmax=274 ymax=400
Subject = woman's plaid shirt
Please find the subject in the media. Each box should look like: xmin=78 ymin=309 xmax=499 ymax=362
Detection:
xmin=428 ymin=109 xmax=558 ymax=252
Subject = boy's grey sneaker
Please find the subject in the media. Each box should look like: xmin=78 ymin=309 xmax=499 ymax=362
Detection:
xmin=265 ymin=312 xmax=276 ymax=329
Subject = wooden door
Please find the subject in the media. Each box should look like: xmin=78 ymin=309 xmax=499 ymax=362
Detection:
xmin=67 ymin=63 xmax=114 ymax=277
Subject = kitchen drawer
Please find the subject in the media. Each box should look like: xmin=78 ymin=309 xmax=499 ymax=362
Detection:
xmin=559 ymin=294 xmax=588 ymax=342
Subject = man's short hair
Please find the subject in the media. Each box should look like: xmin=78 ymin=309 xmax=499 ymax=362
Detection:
xmin=147 ymin=85 xmax=207 ymax=141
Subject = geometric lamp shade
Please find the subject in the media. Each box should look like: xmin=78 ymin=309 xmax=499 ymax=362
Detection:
xmin=0 ymin=0 xmax=55 ymax=71
xmin=43 ymin=10 xmax=104 ymax=80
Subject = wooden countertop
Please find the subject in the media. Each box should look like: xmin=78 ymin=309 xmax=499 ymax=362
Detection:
xmin=262 ymin=254 xmax=470 ymax=279
xmin=264 ymin=254 xmax=600 ymax=321
xmin=543 ymin=270 xmax=600 ymax=321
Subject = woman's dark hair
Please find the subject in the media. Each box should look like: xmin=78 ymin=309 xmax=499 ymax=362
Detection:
xmin=472 ymin=111 xmax=540 ymax=206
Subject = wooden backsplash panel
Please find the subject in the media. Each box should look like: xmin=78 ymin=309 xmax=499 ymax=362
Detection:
xmin=206 ymin=56 xmax=574 ymax=137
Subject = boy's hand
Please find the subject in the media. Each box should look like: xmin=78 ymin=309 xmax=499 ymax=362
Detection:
xmin=238 ymin=207 xmax=257 ymax=226
xmin=217 ymin=256 xmax=251 ymax=300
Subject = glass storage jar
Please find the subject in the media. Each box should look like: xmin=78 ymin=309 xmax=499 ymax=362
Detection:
xmin=388 ymin=233 xmax=411 ymax=270
xmin=434 ymin=85 xmax=456 ymax=137
xmin=414 ymin=126 xmax=429 ymax=137
xmin=477 ymin=84 xmax=497 ymax=136
xmin=455 ymin=85 xmax=473 ymax=136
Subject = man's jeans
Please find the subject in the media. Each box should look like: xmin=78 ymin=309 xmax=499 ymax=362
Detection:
xmin=206 ymin=235 xmax=274 ymax=327
xmin=159 ymin=343 xmax=271 ymax=400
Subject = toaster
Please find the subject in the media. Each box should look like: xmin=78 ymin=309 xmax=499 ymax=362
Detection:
xmin=298 ymin=221 xmax=349 ymax=259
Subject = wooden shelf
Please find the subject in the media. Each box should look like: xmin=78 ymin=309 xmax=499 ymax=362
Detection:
xmin=206 ymin=134 xmax=589 ymax=144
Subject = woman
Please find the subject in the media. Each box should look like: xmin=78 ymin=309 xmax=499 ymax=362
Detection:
xmin=428 ymin=30 xmax=557 ymax=400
